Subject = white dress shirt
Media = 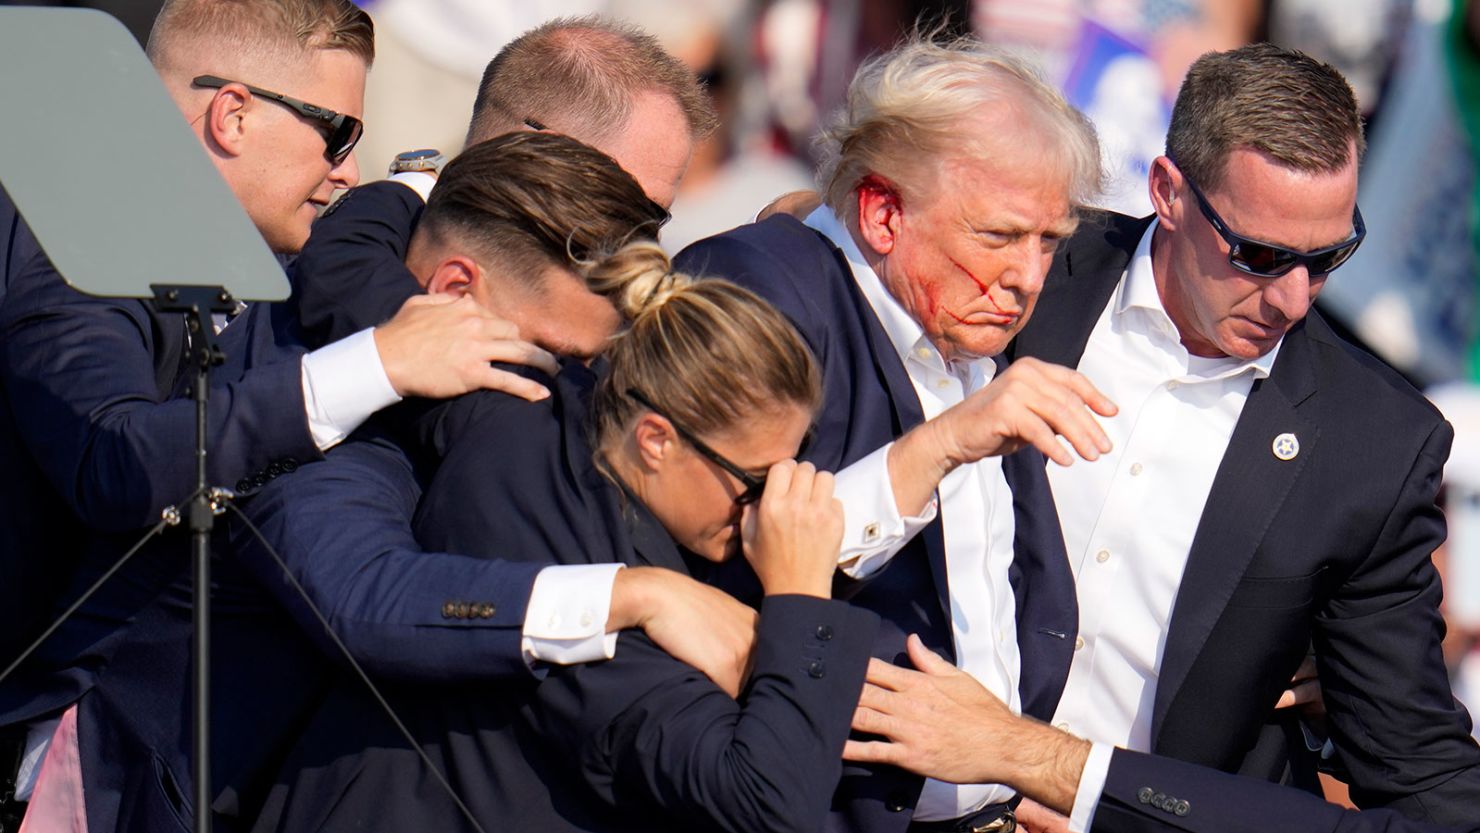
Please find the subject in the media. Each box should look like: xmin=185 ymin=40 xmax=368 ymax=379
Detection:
xmin=807 ymin=206 xmax=1021 ymax=821
xmin=1049 ymin=220 xmax=1280 ymax=831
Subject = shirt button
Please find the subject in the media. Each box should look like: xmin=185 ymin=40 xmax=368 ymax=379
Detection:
xmin=915 ymin=347 xmax=931 ymax=359
xmin=1074 ymin=635 xmax=1085 ymax=650
xmin=935 ymin=378 xmax=951 ymax=389
xmin=807 ymin=660 xmax=826 ymax=679
xmin=1096 ymin=549 xmax=1110 ymax=564
xmin=1167 ymin=380 xmax=1181 ymax=391
xmin=1055 ymin=722 xmax=1070 ymax=732
xmin=1129 ymin=462 xmax=1143 ymax=476
xmin=580 ymin=611 xmax=594 ymax=628
xmin=548 ymin=614 xmax=562 ymax=629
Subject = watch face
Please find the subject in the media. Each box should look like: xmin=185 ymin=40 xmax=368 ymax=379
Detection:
xmin=399 ymin=149 xmax=440 ymax=162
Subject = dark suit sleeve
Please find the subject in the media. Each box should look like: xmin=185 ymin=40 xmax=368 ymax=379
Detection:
xmin=1092 ymin=749 xmax=1473 ymax=833
xmin=527 ymin=595 xmax=879 ymax=833
xmin=1312 ymin=420 xmax=1480 ymax=823
xmin=292 ymin=180 xmax=425 ymax=347
xmin=230 ymin=431 xmax=542 ymax=683
xmin=0 ymin=217 xmax=318 ymax=532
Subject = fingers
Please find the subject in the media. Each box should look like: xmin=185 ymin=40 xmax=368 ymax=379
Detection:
xmin=476 ymin=367 xmax=551 ymax=402
xmin=479 ymin=338 xmax=558 ymax=376
xmin=863 ymin=656 xmax=917 ymax=691
xmin=1275 ymin=679 xmax=1321 ymax=709
xmin=843 ymin=738 xmax=903 ymax=765
xmin=761 ymin=458 xmax=797 ymax=502
xmin=905 ymin=633 xmax=957 ymax=677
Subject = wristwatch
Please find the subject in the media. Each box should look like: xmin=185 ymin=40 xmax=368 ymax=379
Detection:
xmin=388 ymin=148 xmax=445 ymax=176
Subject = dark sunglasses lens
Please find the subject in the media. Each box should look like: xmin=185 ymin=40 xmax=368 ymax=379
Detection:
xmin=327 ymin=117 xmax=362 ymax=164
xmin=1309 ymin=240 xmax=1362 ymax=275
xmin=1232 ymin=242 xmax=1297 ymax=277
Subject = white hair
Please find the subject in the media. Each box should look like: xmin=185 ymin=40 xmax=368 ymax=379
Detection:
xmin=816 ymin=35 xmax=1102 ymax=220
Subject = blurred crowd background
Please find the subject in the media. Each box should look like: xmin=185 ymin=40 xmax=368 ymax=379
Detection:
xmin=13 ymin=0 xmax=1480 ymax=780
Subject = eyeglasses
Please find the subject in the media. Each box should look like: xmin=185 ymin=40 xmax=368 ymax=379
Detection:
xmin=1181 ymin=173 xmax=1364 ymax=278
xmin=522 ymin=117 xmax=671 ymax=230
xmin=193 ymin=75 xmax=363 ymax=166
xmin=626 ymin=389 xmax=766 ymax=505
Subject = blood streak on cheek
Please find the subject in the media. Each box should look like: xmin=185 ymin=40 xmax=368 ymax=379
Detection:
xmin=949 ymin=256 xmax=1008 ymax=314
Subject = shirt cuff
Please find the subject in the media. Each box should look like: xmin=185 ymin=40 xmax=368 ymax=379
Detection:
xmin=301 ymin=327 xmax=401 ymax=451
xmin=521 ymin=562 xmax=624 ymax=666
xmin=832 ymin=442 xmax=937 ymax=579
xmin=1067 ymin=742 xmax=1114 ymax=833
xmin=388 ymin=170 xmax=437 ymax=202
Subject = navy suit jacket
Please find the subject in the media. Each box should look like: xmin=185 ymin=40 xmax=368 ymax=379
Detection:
xmin=1095 ymin=748 xmax=1476 ymax=833
xmin=676 ymin=215 xmax=1079 ymax=832
xmin=291 ymin=180 xmax=425 ymax=347
xmin=0 ymin=185 xmax=322 ymax=830
xmin=1009 ymin=212 xmax=1480 ymax=828
xmin=254 ymin=363 xmax=881 ymax=833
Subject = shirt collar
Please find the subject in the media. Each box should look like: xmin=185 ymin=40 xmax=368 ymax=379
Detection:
xmin=804 ymin=205 xmax=997 ymax=381
xmin=1117 ymin=218 xmax=1281 ymax=381
xmin=804 ymin=205 xmax=931 ymax=366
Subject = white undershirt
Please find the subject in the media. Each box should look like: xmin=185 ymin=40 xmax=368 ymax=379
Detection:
xmin=809 ymin=206 xmax=1022 ymax=821
xmin=1051 ymin=220 xmax=1279 ymax=831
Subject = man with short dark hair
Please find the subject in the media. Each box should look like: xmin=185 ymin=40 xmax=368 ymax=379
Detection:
xmin=0 ymin=1 xmax=561 ymax=829
xmin=1000 ymin=42 xmax=1479 ymax=828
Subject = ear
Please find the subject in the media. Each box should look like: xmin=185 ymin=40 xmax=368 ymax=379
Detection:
xmin=631 ymin=412 xmax=678 ymax=473
xmin=1149 ymin=156 xmax=1183 ymax=231
xmin=201 ymin=84 xmax=252 ymax=159
xmin=854 ymin=175 xmax=904 ymax=256
xmin=425 ymin=256 xmax=481 ymax=298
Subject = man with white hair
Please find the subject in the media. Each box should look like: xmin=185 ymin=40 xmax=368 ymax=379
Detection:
xmin=676 ymin=35 xmax=1115 ymax=833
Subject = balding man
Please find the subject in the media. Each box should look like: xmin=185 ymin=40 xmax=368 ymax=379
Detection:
xmin=292 ymin=13 xmax=718 ymax=348
xmin=0 ymin=1 xmax=560 ymax=829
xmin=676 ymin=36 xmax=1114 ymax=833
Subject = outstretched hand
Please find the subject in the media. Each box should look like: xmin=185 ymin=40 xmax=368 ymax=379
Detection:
xmin=844 ymin=635 xmax=1089 ymax=815
xmin=374 ymin=294 xmax=559 ymax=402
xmin=934 ymin=357 xmax=1117 ymax=469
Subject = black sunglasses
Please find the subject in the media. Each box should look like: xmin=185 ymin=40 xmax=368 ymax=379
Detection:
xmin=194 ymin=75 xmax=363 ymax=166
xmin=523 ymin=117 xmax=671 ymax=230
xmin=626 ymin=389 xmax=766 ymax=506
xmin=1181 ymin=173 xmax=1364 ymax=278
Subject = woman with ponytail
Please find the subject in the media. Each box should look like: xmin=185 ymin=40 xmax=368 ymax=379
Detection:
xmin=257 ymin=143 xmax=879 ymax=833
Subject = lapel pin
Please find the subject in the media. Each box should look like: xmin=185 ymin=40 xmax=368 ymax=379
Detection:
xmin=1272 ymin=432 xmax=1299 ymax=461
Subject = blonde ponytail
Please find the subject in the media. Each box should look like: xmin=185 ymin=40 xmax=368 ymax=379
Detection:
xmin=582 ymin=240 xmax=694 ymax=320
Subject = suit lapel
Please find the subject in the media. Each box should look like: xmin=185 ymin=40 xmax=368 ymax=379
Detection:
xmin=1151 ymin=320 xmax=1320 ymax=745
xmin=1010 ymin=213 xmax=1148 ymax=368
xmin=827 ymin=243 xmax=958 ymax=632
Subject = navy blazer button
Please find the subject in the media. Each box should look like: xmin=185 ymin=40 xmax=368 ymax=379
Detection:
xmin=281 ymin=458 xmax=299 ymax=472
xmin=455 ymin=603 xmax=471 ymax=619
xmin=478 ymin=604 xmax=495 ymax=619
xmin=1174 ymin=800 xmax=1190 ymax=816
xmin=807 ymin=660 xmax=826 ymax=678
xmin=441 ymin=602 xmax=456 ymax=619
xmin=235 ymin=478 xmax=252 ymax=493
xmin=1136 ymin=788 xmax=1153 ymax=804
xmin=265 ymin=463 xmax=282 ymax=477
xmin=885 ymin=791 xmax=910 ymax=812
xmin=815 ymin=625 xmax=834 ymax=641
